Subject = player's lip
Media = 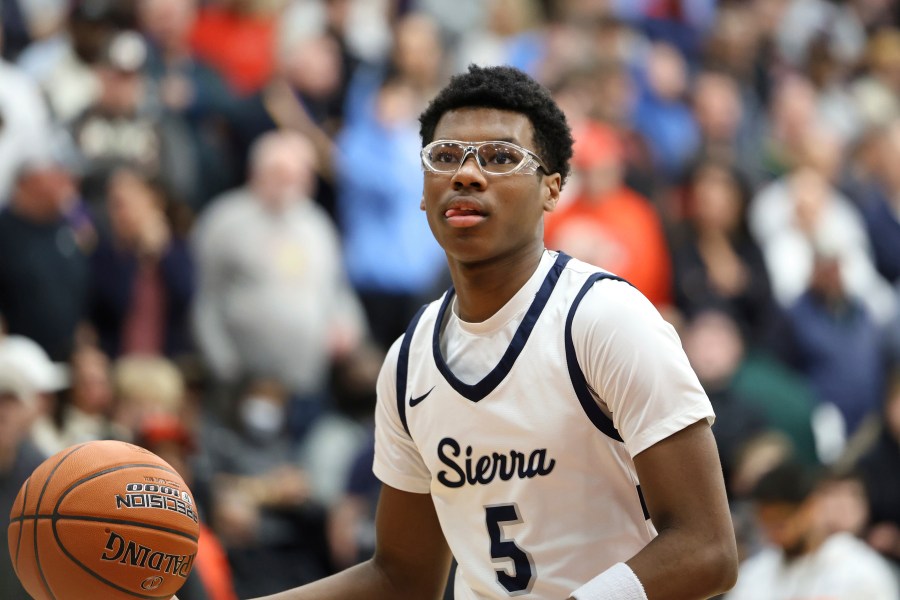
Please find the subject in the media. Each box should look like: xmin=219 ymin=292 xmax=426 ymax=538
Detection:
xmin=442 ymin=196 xmax=489 ymax=228
xmin=443 ymin=196 xmax=488 ymax=218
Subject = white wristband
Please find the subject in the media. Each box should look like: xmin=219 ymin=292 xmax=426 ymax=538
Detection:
xmin=570 ymin=562 xmax=648 ymax=600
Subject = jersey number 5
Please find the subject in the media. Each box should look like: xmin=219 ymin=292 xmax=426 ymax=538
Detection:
xmin=485 ymin=504 xmax=535 ymax=595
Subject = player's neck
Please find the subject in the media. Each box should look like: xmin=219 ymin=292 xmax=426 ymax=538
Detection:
xmin=449 ymin=244 xmax=545 ymax=323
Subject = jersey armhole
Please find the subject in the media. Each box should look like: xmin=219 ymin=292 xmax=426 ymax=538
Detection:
xmin=396 ymin=304 xmax=428 ymax=438
xmin=564 ymin=273 xmax=629 ymax=443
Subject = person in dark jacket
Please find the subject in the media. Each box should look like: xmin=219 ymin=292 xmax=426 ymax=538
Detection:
xmin=88 ymin=167 xmax=194 ymax=358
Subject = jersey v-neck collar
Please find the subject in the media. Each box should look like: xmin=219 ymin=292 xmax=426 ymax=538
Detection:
xmin=433 ymin=251 xmax=572 ymax=402
xmin=450 ymin=250 xmax=557 ymax=335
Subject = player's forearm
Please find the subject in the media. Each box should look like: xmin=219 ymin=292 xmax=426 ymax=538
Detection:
xmin=625 ymin=525 xmax=738 ymax=600
xmin=248 ymin=556 xmax=445 ymax=600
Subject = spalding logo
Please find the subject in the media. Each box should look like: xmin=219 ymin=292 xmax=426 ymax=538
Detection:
xmin=101 ymin=531 xmax=195 ymax=578
xmin=141 ymin=576 xmax=164 ymax=590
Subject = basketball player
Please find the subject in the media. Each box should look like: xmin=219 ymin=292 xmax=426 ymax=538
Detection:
xmin=186 ymin=65 xmax=738 ymax=600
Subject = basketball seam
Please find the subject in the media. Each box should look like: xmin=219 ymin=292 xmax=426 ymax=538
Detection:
xmin=11 ymin=514 xmax=200 ymax=542
xmin=13 ymin=476 xmax=30 ymax=572
xmin=52 ymin=462 xmax=197 ymax=539
xmin=33 ymin=442 xmax=90 ymax=600
xmin=51 ymin=522 xmax=180 ymax=600
xmin=51 ymin=461 xmax=197 ymax=599
xmin=54 ymin=462 xmax=183 ymax=514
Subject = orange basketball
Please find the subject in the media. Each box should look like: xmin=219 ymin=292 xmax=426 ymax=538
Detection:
xmin=7 ymin=440 xmax=200 ymax=600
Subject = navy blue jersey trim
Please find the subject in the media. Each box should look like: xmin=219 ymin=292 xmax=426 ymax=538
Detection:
xmin=397 ymin=304 xmax=428 ymax=436
xmin=636 ymin=485 xmax=650 ymax=521
xmin=433 ymin=252 xmax=572 ymax=402
xmin=564 ymin=272 xmax=629 ymax=442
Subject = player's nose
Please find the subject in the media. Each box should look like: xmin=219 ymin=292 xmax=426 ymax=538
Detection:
xmin=451 ymin=154 xmax=487 ymax=190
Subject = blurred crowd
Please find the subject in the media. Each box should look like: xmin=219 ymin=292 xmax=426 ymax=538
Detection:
xmin=1 ymin=0 xmax=900 ymax=598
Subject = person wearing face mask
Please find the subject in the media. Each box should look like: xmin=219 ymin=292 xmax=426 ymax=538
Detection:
xmin=200 ymin=376 xmax=332 ymax=598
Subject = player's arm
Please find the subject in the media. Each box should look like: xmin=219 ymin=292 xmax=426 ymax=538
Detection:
xmin=250 ymin=483 xmax=452 ymax=599
xmin=173 ymin=484 xmax=451 ymax=600
xmin=626 ymin=419 xmax=738 ymax=599
xmin=572 ymin=281 xmax=737 ymax=599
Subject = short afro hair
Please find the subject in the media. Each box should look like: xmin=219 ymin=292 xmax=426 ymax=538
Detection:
xmin=750 ymin=461 xmax=823 ymax=506
xmin=419 ymin=64 xmax=574 ymax=188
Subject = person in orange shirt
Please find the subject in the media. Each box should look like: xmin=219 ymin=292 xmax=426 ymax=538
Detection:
xmin=544 ymin=122 xmax=673 ymax=307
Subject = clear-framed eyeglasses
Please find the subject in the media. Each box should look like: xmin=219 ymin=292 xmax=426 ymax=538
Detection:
xmin=421 ymin=140 xmax=550 ymax=176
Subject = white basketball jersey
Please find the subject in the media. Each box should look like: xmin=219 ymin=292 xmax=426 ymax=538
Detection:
xmin=374 ymin=252 xmax=713 ymax=599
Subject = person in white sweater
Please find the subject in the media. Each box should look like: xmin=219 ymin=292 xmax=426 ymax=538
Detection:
xmin=727 ymin=461 xmax=899 ymax=600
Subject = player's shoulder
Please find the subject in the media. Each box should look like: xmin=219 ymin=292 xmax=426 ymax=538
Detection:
xmin=559 ymin=255 xmax=657 ymax=317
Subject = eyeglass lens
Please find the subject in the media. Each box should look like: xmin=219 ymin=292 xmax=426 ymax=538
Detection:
xmin=425 ymin=142 xmax=530 ymax=174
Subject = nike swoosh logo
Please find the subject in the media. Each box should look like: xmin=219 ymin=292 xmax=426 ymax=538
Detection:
xmin=409 ymin=386 xmax=435 ymax=407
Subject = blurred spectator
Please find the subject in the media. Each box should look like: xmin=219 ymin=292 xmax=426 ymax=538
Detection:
xmin=751 ymin=159 xmax=896 ymax=326
xmin=326 ymin=432 xmax=377 ymax=570
xmin=344 ymin=11 xmax=446 ymax=127
xmin=310 ymin=0 xmax=392 ymax=68
xmin=726 ymin=461 xmax=898 ymax=600
xmin=850 ymin=0 xmax=899 ymax=33
xmin=700 ymin=1 xmax=776 ymax=187
xmin=30 ymin=344 xmax=115 ymax=454
xmin=775 ymin=0 xmax=866 ymax=72
xmin=0 ymin=49 xmax=54 ymax=203
xmin=201 ymin=376 xmax=331 ymax=597
xmin=752 ymin=74 xmax=822 ymax=183
xmin=453 ymin=0 xmax=545 ymax=76
xmin=88 ymin=167 xmax=195 ymax=358
xmin=0 ymin=360 xmax=44 ymax=600
xmin=803 ymin=32 xmax=864 ymax=144
xmin=192 ymin=130 xmax=366 ymax=413
xmin=69 ymin=30 xmax=198 ymax=214
xmin=729 ymin=431 xmax=797 ymax=505
xmin=782 ymin=248 xmax=886 ymax=443
xmin=855 ymin=368 xmax=900 ymax=566
xmin=815 ymin=471 xmax=870 ymax=540
xmin=730 ymin=349 xmax=820 ymax=467
xmin=335 ymin=75 xmax=446 ymax=350
xmin=681 ymin=310 xmax=769 ymax=496
xmin=1 ymin=0 xmax=31 ymax=60
xmin=851 ymin=28 xmax=900 ymax=129
xmin=0 ymin=157 xmax=89 ymax=361
xmin=703 ymin=0 xmax=771 ymax=98
xmin=689 ymin=69 xmax=760 ymax=180
xmin=136 ymin=413 xmax=236 ymax=600
xmin=112 ymin=354 xmax=187 ymax=439
xmin=414 ymin=0 xmax=482 ymax=45
xmin=13 ymin=0 xmax=106 ymax=123
xmin=138 ymin=0 xmax=242 ymax=208
xmin=671 ymin=159 xmax=777 ymax=346
xmin=631 ymin=41 xmax=699 ymax=181
xmin=851 ymin=120 xmax=900 ymax=285
xmin=545 ymin=121 xmax=673 ymax=307
xmin=0 ymin=331 xmax=76 ymax=465
xmin=228 ymin=4 xmax=347 ymax=216
xmin=189 ymin=0 xmax=280 ymax=96
xmin=552 ymin=60 xmax=658 ymax=200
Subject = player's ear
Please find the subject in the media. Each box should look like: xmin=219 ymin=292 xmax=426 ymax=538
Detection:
xmin=542 ymin=173 xmax=561 ymax=212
